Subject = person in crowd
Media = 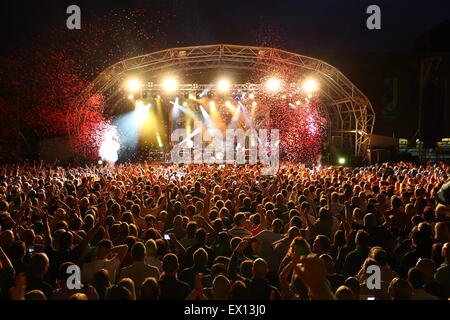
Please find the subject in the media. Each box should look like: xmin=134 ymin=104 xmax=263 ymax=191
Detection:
xmin=407 ymin=267 xmax=439 ymax=300
xmin=158 ymin=253 xmax=190 ymax=300
xmin=119 ymin=242 xmax=160 ymax=298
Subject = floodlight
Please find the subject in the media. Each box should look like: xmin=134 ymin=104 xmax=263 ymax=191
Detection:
xmin=127 ymin=79 xmax=141 ymax=92
xmin=162 ymin=77 xmax=177 ymax=92
xmin=217 ymin=79 xmax=231 ymax=92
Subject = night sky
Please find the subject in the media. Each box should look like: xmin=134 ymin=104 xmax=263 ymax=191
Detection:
xmin=1 ymin=0 xmax=450 ymax=138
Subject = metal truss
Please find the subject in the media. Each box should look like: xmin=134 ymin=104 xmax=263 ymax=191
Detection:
xmin=79 ymin=44 xmax=375 ymax=160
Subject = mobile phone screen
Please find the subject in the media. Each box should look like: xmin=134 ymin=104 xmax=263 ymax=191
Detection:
xmin=164 ymin=234 xmax=170 ymax=240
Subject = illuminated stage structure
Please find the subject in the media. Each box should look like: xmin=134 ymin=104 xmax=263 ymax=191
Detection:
xmin=77 ymin=44 xmax=375 ymax=163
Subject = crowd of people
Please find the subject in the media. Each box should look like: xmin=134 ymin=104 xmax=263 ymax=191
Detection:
xmin=0 ymin=161 xmax=449 ymax=300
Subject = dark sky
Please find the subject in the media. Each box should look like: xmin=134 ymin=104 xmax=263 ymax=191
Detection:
xmin=1 ymin=0 xmax=450 ymax=54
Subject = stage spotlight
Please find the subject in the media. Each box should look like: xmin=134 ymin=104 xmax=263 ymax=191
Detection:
xmin=127 ymin=79 xmax=141 ymax=92
xmin=128 ymin=94 xmax=134 ymax=100
xmin=295 ymin=100 xmax=301 ymax=106
xmin=252 ymin=101 xmax=257 ymax=107
xmin=163 ymin=77 xmax=177 ymax=92
xmin=266 ymin=77 xmax=281 ymax=92
xmin=209 ymin=101 xmax=216 ymax=108
xmin=248 ymin=93 xmax=255 ymax=100
xmin=338 ymin=157 xmax=346 ymax=165
xmin=98 ymin=160 xmax=103 ymax=165
xmin=182 ymin=101 xmax=188 ymax=107
xmin=217 ymin=79 xmax=231 ymax=92
xmin=303 ymin=79 xmax=318 ymax=92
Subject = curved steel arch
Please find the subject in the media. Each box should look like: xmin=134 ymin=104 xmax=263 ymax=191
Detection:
xmin=81 ymin=44 xmax=375 ymax=159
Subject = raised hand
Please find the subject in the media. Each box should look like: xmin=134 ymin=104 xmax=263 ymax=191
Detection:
xmin=294 ymin=253 xmax=331 ymax=297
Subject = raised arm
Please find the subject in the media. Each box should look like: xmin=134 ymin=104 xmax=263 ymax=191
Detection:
xmin=78 ymin=222 xmax=102 ymax=263
xmin=142 ymin=195 xmax=166 ymax=218
xmin=0 ymin=245 xmax=13 ymax=270
xmin=227 ymin=240 xmax=248 ymax=281
xmin=43 ymin=215 xmax=54 ymax=250
xmin=294 ymin=254 xmax=335 ymax=300
xmin=279 ymin=258 xmax=296 ymax=300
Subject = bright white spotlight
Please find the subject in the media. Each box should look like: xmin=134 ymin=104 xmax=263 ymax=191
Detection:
xmin=266 ymin=77 xmax=281 ymax=92
xmin=128 ymin=94 xmax=134 ymax=100
xmin=217 ymin=79 xmax=231 ymax=92
xmin=127 ymin=79 xmax=141 ymax=92
xmin=99 ymin=128 xmax=120 ymax=164
xmin=295 ymin=100 xmax=301 ymax=106
xmin=303 ymin=79 xmax=318 ymax=92
xmin=248 ymin=93 xmax=255 ymax=99
xmin=252 ymin=101 xmax=257 ymax=107
xmin=163 ymin=77 xmax=177 ymax=92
